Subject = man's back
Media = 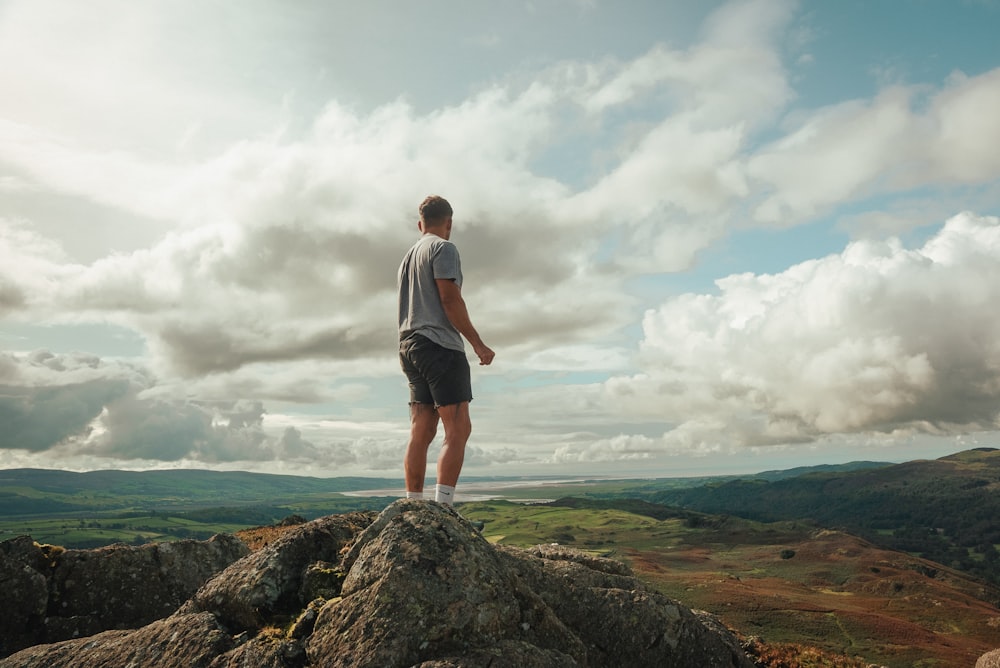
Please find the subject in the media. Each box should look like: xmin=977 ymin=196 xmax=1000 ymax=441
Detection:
xmin=398 ymin=234 xmax=464 ymax=352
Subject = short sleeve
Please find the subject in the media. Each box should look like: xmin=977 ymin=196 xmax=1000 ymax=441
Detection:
xmin=431 ymin=242 xmax=462 ymax=282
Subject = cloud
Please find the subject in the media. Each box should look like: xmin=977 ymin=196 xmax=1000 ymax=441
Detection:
xmin=2 ymin=82 xmax=630 ymax=376
xmin=0 ymin=119 xmax=184 ymax=222
xmin=3 ymin=0 xmax=1000 ymax=474
xmin=557 ymin=0 xmax=796 ymax=272
xmin=0 ymin=379 xmax=130 ymax=452
xmin=0 ymin=350 xmax=325 ymax=464
xmin=606 ymin=212 xmax=1000 ymax=450
xmin=749 ymin=67 xmax=1000 ymax=224
xmin=0 ymin=350 xmax=138 ymax=451
xmin=10 ymin=0 xmax=958 ymax=383
xmin=580 ymin=0 xmax=795 ymax=126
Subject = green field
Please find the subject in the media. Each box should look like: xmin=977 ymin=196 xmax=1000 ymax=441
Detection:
xmin=3 ymin=464 xmax=1000 ymax=667
xmin=0 ymin=468 xmax=404 ymax=547
xmin=0 ymin=495 xmax=399 ymax=548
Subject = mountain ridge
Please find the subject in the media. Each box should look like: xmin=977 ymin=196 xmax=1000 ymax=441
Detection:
xmin=631 ymin=448 xmax=1000 ymax=590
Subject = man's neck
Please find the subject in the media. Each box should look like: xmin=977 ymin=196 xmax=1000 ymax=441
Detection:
xmin=423 ymin=228 xmax=449 ymax=240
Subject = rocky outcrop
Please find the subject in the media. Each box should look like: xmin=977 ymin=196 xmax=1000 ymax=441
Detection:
xmin=979 ymin=648 xmax=1000 ymax=668
xmin=0 ymin=533 xmax=248 ymax=657
xmin=1 ymin=501 xmax=754 ymax=668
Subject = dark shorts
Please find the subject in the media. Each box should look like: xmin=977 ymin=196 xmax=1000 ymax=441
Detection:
xmin=399 ymin=334 xmax=473 ymax=407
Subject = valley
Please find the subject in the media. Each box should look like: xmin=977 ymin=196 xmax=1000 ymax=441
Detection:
xmin=459 ymin=499 xmax=1000 ymax=668
xmin=2 ymin=449 xmax=1000 ymax=666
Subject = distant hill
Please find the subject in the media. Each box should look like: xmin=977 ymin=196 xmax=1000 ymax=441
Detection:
xmin=637 ymin=448 xmax=1000 ymax=586
xmin=0 ymin=468 xmax=399 ymax=515
xmin=0 ymin=469 xmax=402 ymax=546
xmin=751 ymin=459 xmax=892 ymax=481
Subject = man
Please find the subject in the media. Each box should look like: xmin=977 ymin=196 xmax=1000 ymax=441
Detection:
xmin=397 ymin=195 xmax=494 ymax=505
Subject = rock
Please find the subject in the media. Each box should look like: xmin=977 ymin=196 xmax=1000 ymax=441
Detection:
xmin=0 ymin=537 xmax=50 ymax=655
xmin=413 ymin=640 xmax=579 ymax=667
xmin=47 ymin=534 xmax=249 ymax=638
xmin=2 ymin=501 xmax=755 ymax=668
xmin=0 ymin=613 xmax=232 ymax=668
xmin=207 ymin=632 xmax=307 ymax=668
xmin=307 ymin=500 xmax=753 ymax=667
xmin=979 ymin=648 xmax=1000 ymax=668
xmin=308 ymin=501 xmax=576 ymax=667
xmin=289 ymin=600 xmax=325 ymax=640
xmin=0 ymin=533 xmax=247 ymax=657
xmin=496 ymin=540 xmax=750 ymax=667
xmin=179 ymin=512 xmax=375 ymax=631
xmin=300 ymin=561 xmax=346 ymax=601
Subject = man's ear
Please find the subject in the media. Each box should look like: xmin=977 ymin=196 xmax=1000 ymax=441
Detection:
xmin=417 ymin=219 xmax=424 ymax=232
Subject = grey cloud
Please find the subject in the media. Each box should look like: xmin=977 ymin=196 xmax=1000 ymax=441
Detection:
xmin=211 ymin=205 xmax=611 ymax=361
xmin=0 ymin=274 xmax=26 ymax=313
xmin=25 ymin=349 xmax=101 ymax=372
xmin=349 ymin=438 xmax=404 ymax=471
xmin=277 ymin=426 xmax=320 ymax=459
xmin=86 ymin=396 xmax=278 ymax=463
xmin=87 ymin=393 xmax=213 ymax=461
xmin=210 ymin=222 xmax=404 ymax=300
xmin=459 ymin=216 xmax=581 ymax=287
xmin=464 ymin=444 xmax=521 ymax=467
xmin=0 ymin=351 xmax=313 ymax=465
xmin=0 ymin=378 xmax=130 ymax=452
xmin=149 ymin=319 xmax=393 ymax=376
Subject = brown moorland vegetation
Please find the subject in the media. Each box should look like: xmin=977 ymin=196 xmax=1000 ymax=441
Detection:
xmin=613 ymin=522 xmax=998 ymax=667
xmin=458 ymin=500 xmax=1000 ymax=668
xmin=238 ymin=506 xmax=1000 ymax=667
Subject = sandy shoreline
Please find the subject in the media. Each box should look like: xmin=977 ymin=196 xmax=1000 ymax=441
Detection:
xmin=339 ymin=476 xmax=602 ymax=502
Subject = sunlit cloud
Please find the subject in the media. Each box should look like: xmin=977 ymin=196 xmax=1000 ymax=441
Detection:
xmin=1 ymin=0 xmax=999 ymax=475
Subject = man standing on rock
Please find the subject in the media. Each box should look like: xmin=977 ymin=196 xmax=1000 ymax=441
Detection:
xmin=397 ymin=195 xmax=494 ymax=505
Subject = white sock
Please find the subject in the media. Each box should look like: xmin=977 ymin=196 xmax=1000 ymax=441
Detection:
xmin=406 ymin=491 xmax=424 ymax=500
xmin=435 ymin=484 xmax=456 ymax=505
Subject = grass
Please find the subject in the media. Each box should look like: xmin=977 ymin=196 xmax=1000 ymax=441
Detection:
xmin=0 ymin=515 xmax=255 ymax=547
xmin=458 ymin=500 xmax=1000 ymax=668
xmin=0 ymin=497 xmax=396 ymax=548
xmin=4 ymin=466 xmax=999 ymax=667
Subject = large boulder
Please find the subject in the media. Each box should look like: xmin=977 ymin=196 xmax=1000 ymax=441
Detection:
xmin=178 ymin=512 xmax=375 ymax=630
xmin=307 ymin=501 xmax=752 ymax=667
xmin=0 ymin=537 xmax=51 ymax=656
xmin=48 ymin=534 xmax=249 ymax=632
xmin=0 ymin=534 xmax=248 ymax=657
xmin=0 ymin=613 xmax=233 ymax=668
xmin=2 ymin=501 xmax=755 ymax=668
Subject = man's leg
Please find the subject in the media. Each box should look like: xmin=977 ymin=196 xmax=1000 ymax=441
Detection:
xmin=405 ymin=403 xmax=439 ymax=495
xmin=435 ymin=402 xmax=472 ymax=503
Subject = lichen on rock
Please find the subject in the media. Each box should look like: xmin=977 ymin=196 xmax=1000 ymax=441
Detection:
xmin=1 ymin=500 xmax=754 ymax=668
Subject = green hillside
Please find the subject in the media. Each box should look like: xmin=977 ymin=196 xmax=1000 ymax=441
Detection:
xmin=0 ymin=468 xmax=399 ymax=547
xmin=0 ymin=468 xmax=398 ymax=511
xmin=630 ymin=448 xmax=1000 ymax=586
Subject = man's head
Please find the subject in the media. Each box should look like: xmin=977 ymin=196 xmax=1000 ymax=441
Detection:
xmin=418 ymin=195 xmax=453 ymax=237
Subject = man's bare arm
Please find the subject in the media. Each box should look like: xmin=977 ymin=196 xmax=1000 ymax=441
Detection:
xmin=436 ymin=278 xmax=495 ymax=365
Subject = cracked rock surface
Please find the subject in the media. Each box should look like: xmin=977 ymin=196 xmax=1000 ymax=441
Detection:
xmin=1 ymin=500 xmax=753 ymax=668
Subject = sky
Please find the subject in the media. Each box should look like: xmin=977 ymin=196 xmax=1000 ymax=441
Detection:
xmin=2 ymin=0 xmax=1000 ymax=482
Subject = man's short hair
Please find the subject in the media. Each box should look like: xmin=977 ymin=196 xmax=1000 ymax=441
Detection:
xmin=419 ymin=195 xmax=453 ymax=225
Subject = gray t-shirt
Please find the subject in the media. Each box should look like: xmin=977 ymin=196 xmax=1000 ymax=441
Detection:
xmin=397 ymin=234 xmax=465 ymax=352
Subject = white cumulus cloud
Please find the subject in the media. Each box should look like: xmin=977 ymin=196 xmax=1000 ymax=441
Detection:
xmin=605 ymin=212 xmax=1000 ymax=450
